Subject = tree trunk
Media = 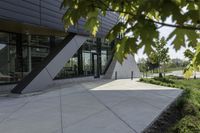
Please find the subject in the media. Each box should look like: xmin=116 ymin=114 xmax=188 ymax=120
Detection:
xmin=163 ymin=63 xmax=166 ymax=77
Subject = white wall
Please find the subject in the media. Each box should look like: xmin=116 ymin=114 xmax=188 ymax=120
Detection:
xmin=104 ymin=54 xmax=141 ymax=79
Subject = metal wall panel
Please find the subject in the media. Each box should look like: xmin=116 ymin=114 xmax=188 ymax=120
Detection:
xmin=0 ymin=0 xmax=118 ymax=36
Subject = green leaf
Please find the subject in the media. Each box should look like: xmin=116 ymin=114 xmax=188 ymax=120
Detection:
xmin=167 ymin=29 xmax=187 ymax=50
xmin=61 ymin=0 xmax=200 ymax=66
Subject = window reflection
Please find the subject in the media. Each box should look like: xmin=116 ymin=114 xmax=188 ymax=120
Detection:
xmin=101 ymin=50 xmax=107 ymax=73
xmin=22 ymin=35 xmax=50 ymax=72
xmin=0 ymin=32 xmax=51 ymax=84
xmin=0 ymin=33 xmax=18 ymax=83
xmin=83 ymin=51 xmax=92 ymax=76
xmin=55 ymin=37 xmax=113 ymax=79
xmin=0 ymin=31 xmax=113 ymax=83
xmin=56 ymin=54 xmax=78 ymax=79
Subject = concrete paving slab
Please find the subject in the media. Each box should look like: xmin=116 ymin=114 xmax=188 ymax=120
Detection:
xmin=63 ymin=110 xmax=134 ymax=133
xmin=0 ymin=79 xmax=182 ymax=133
xmin=0 ymin=97 xmax=61 ymax=133
xmin=111 ymin=98 xmax=162 ymax=132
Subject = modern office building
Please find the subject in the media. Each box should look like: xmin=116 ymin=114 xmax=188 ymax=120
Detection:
xmin=0 ymin=0 xmax=140 ymax=94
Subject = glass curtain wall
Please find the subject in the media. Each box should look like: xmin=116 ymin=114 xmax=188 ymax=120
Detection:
xmin=55 ymin=53 xmax=78 ymax=79
xmin=82 ymin=38 xmax=97 ymax=76
xmin=0 ymin=31 xmax=53 ymax=84
xmin=0 ymin=31 xmax=113 ymax=83
xmin=55 ymin=38 xmax=113 ymax=79
xmin=101 ymin=40 xmax=112 ymax=74
xmin=0 ymin=32 xmax=17 ymax=83
xmin=55 ymin=38 xmax=96 ymax=79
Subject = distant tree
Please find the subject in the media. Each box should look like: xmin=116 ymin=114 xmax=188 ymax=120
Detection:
xmin=137 ymin=58 xmax=149 ymax=77
xmin=146 ymin=58 xmax=159 ymax=73
xmin=168 ymin=58 xmax=187 ymax=68
xmin=148 ymin=37 xmax=170 ymax=76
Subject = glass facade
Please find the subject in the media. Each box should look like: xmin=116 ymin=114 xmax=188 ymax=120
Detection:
xmin=0 ymin=32 xmax=52 ymax=84
xmin=0 ymin=31 xmax=113 ymax=84
xmin=0 ymin=32 xmax=17 ymax=83
xmin=101 ymin=41 xmax=112 ymax=74
xmin=55 ymin=38 xmax=113 ymax=79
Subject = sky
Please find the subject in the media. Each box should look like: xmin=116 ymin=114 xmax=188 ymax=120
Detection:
xmin=134 ymin=21 xmax=189 ymax=62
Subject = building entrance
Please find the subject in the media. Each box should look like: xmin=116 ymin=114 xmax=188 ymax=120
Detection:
xmin=92 ymin=53 xmax=99 ymax=78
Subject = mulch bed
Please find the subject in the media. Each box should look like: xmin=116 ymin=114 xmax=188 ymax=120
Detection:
xmin=143 ymin=101 xmax=182 ymax=133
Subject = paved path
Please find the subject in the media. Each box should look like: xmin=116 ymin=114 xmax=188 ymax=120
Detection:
xmin=0 ymin=79 xmax=182 ymax=133
xmin=148 ymin=70 xmax=200 ymax=78
xmin=167 ymin=70 xmax=200 ymax=78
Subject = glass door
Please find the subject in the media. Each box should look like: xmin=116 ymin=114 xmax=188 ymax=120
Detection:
xmin=92 ymin=53 xmax=99 ymax=78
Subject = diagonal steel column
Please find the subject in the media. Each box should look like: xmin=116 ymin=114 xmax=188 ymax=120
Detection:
xmin=12 ymin=33 xmax=87 ymax=94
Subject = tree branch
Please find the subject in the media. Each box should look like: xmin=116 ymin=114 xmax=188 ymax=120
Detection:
xmin=96 ymin=0 xmax=200 ymax=31
xmin=148 ymin=19 xmax=200 ymax=31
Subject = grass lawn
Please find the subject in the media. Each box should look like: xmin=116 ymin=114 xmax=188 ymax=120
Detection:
xmin=140 ymin=67 xmax=184 ymax=77
xmin=140 ymin=76 xmax=200 ymax=133
xmin=166 ymin=67 xmax=184 ymax=72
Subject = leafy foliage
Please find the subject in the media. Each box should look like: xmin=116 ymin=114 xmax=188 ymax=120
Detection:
xmin=61 ymin=0 xmax=200 ymax=71
xmin=141 ymin=76 xmax=200 ymax=132
xmin=173 ymin=115 xmax=200 ymax=133
xmin=149 ymin=37 xmax=170 ymax=66
xmin=184 ymin=43 xmax=200 ymax=79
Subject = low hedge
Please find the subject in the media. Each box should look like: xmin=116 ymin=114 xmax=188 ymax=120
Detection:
xmin=140 ymin=77 xmax=200 ymax=133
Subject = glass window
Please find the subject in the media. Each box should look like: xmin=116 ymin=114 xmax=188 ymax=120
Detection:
xmin=0 ymin=32 xmax=9 ymax=44
xmin=55 ymin=37 xmax=114 ymax=79
xmin=0 ymin=32 xmax=67 ymax=84
xmin=55 ymin=54 xmax=78 ymax=79
xmin=21 ymin=35 xmax=50 ymax=72
xmin=82 ymin=51 xmax=92 ymax=76
xmin=0 ymin=32 xmax=18 ymax=83
xmin=101 ymin=50 xmax=107 ymax=73
xmin=101 ymin=40 xmax=112 ymax=73
xmin=30 ymin=35 xmax=50 ymax=47
xmin=55 ymin=36 xmax=65 ymax=44
xmin=55 ymin=38 xmax=96 ymax=79
xmin=22 ymin=46 xmax=30 ymax=73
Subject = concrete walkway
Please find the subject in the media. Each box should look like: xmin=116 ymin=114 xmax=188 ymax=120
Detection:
xmin=0 ymin=79 xmax=182 ymax=133
xmin=148 ymin=70 xmax=200 ymax=78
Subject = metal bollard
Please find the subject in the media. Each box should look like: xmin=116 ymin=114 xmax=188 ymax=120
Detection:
xmin=115 ymin=71 xmax=117 ymax=80
xmin=131 ymin=71 xmax=133 ymax=80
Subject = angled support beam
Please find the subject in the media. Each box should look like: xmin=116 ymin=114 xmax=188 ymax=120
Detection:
xmin=12 ymin=33 xmax=87 ymax=93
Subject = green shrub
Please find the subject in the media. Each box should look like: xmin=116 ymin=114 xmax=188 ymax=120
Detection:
xmin=182 ymin=101 xmax=200 ymax=116
xmin=172 ymin=84 xmax=177 ymax=88
xmin=153 ymin=77 xmax=175 ymax=84
xmin=139 ymin=78 xmax=144 ymax=81
xmin=140 ymin=77 xmax=200 ymax=132
xmin=172 ymin=115 xmax=200 ymax=133
xmin=180 ymin=86 xmax=185 ymax=89
xmin=166 ymin=75 xmax=183 ymax=80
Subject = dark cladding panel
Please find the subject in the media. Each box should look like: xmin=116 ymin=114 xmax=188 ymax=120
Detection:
xmin=21 ymin=0 xmax=40 ymax=5
xmin=98 ymin=12 xmax=119 ymax=36
xmin=41 ymin=20 xmax=64 ymax=31
xmin=41 ymin=0 xmax=64 ymax=14
xmin=42 ymin=0 xmax=61 ymax=8
xmin=41 ymin=7 xmax=63 ymax=20
xmin=0 ymin=0 xmax=40 ymax=12
xmin=0 ymin=1 xmax=39 ymax=18
xmin=0 ymin=0 xmax=40 ymax=25
xmin=0 ymin=7 xmax=40 ymax=25
xmin=0 ymin=0 xmax=118 ymax=37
